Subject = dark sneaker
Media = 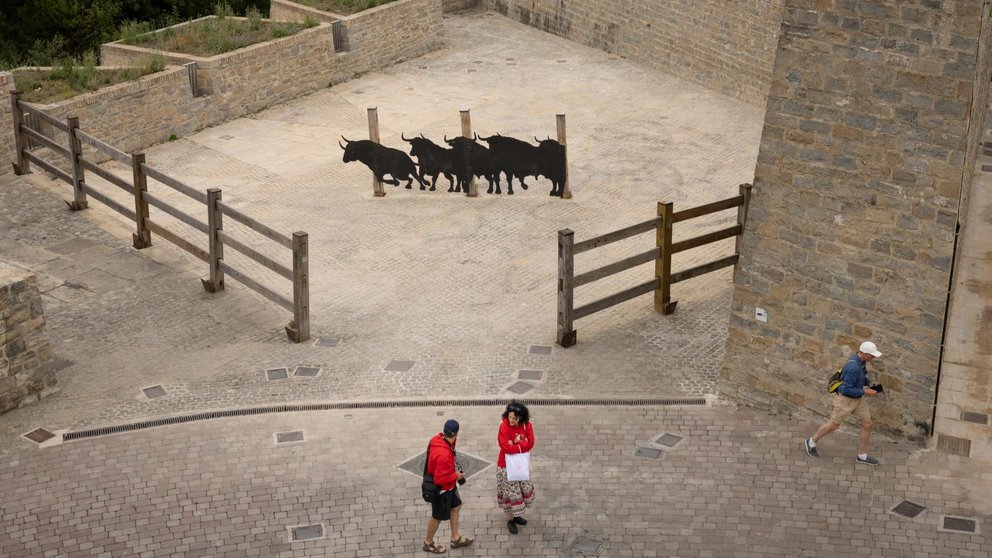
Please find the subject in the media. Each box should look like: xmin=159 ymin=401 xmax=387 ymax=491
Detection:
xmin=804 ymin=438 xmax=819 ymax=458
xmin=513 ymin=517 xmax=528 ymax=525
xmin=855 ymin=455 xmax=879 ymax=465
xmin=507 ymin=520 xmax=518 ymax=534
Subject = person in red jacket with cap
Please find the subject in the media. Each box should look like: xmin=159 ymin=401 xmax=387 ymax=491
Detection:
xmin=496 ymin=402 xmax=535 ymax=534
xmin=423 ymin=419 xmax=473 ymax=554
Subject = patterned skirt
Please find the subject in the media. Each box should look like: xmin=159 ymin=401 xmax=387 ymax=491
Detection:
xmin=496 ymin=467 xmax=535 ymax=518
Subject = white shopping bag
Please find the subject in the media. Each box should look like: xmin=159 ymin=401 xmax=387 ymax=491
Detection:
xmin=505 ymin=451 xmax=531 ymax=482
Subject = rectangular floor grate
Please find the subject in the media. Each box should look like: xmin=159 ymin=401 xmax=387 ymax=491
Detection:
xmin=384 ymin=360 xmax=415 ymax=372
xmin=937 ymin=434 xmax=971 ymax=457
xmin=294 ymin=366 xmax=320 ymax=377
xmin=942 ymin=516 xmax=978 ymax=534
xmin=23 ymin=428 xmax=55 ymax=444
xmin=890 ymin=500 xmax=926 ymax=519
xmin=528 ymin=345 xmax=552 ymax=355
xmin=266 ymin=368 xmax=289 ymax=380
xmin=961 ymin=411 xmax=989 ymax=425
xmin=276 ymin=431 xmax=305 ymax=444
xmin=142 ymin=385 xmax=167 ymax=398
xmin=635 ymin=447 xmax=663 ymax=459
xmin=507 ymin=382 xmax=534 ymax=394
xmin=570 ymin=536 xmax=604 ymax=556
xmin=518 ymin=370 xmax=543 ymax=380
xmin=290 ymin=524 xmax=323 ymax=541
xmin=655 ymin=433 xmax=684 ymax=448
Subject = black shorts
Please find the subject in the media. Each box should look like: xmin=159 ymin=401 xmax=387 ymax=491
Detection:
xmin=431 ymin=488 xmax=462 ymax=521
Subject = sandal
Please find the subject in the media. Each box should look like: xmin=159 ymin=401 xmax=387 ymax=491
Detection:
xmin=423 ymin=541 xmax=447 ymax=554
xmin=450 ymin=536 xmax=474 ymax=548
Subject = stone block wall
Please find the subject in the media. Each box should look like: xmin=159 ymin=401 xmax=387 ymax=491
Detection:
xmin=483 ymin=0 xmax=786 ymax=106
xmin=0 ymin=73 xmax=16 ymax=175
xmin=719 ymin=0 xmax=988 ymax=442
xmin=1 ymin=262 xmax=56 ymax=415
xmin=336 ymin=0 xmax=443 ymax=78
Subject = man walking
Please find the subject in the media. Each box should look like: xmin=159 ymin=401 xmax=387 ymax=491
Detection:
xmin=805 ymin=341 xmax=883 ymax=465
xmin=423 ymin=419 xmax=474 ymax=554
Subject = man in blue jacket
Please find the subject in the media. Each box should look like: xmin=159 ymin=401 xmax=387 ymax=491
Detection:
xmin=805 ymin=341 xmax=883 ymax=465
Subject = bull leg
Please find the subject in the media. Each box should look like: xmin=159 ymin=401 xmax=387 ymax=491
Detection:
xmin=419 ymin=170 xmax=430 ymax=190
xmin=429 ymin=172 xmax=440 ymax=191
xmin=378 ymin=174 xmax=400 ymax=187
xmin=519 ymin=175 xmax=529 ymax=191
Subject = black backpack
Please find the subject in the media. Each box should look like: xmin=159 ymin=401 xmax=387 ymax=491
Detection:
xmin=421 ymin=442 xmax=438 ymax=502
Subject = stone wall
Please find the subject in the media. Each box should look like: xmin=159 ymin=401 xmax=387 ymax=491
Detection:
xmin=482 ymin=0 xmax=786 ymax=106
xmin=1 ymin=262 xmax=56 ymax=415
xmin=720 ymin=0 xmax=988 ymax=442
xmin=0 ymin=73 xmax=16 ymax=175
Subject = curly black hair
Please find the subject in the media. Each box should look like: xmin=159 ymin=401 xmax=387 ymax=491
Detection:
xmin=501 ymin=401 xmax=530 ymax=424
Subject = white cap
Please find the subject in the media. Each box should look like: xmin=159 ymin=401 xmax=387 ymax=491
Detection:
xmin=859 ymin=341 xmax=882 ymax=358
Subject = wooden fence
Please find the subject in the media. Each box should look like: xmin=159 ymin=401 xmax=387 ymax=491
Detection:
xmin=8 ymin=90 xmax=311 ymax=343
xmin=556 ymin=183 xmax=752 ymax=347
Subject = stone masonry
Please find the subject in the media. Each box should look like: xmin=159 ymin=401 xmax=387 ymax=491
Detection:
xmin=721 ymin=0 xmax=991 ymax=442
xmin=0 ymin=262 xmax=55 ymax=415
xmin=483 ymin=0 xmax=786 ymax=106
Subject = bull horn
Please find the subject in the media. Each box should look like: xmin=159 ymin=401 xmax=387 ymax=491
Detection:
xmin=340 ymin=135 xmax=352 ymax=144
xmin=401 ymin=132 xmax=411 ymax=142
xmin=473 ymin=132 xmax=479 ymax=140
xmin=421 ymin=133 xmax=427 ymax=139
xmin=338 ymin=140 xmax=345 ymax=149
xmin=534 ymin=136 xmax=541 ymax=143
xmin=547 ymin=135 xmax=552 ymax=141
xmin=443 ymin=134 xmax=450 ymax=142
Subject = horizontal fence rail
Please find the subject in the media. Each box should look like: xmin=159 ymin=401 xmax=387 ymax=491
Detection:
xmin=7 ymin=90 xmax=311 ymax=342
xmin=557 ymin=183 xmax=752 ymax=347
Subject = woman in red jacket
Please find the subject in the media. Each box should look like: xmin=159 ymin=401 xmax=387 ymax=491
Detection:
xmin=496 ymin=402 xmax=535 ymax=534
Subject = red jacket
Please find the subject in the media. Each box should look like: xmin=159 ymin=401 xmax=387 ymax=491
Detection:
xmin=497 ymin=418 xmax=535 ymax=468
xmin=427 ymin=433 xmax=459 ymax=491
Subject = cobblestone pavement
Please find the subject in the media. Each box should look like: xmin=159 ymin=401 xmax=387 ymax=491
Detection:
xmin=2 ymin=9 xmax=991 ymax=558
xmin=2 ymin=406 xmax=990 ymax=557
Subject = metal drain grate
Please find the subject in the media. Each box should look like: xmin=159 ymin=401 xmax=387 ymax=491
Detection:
xmin=276 ymin=431 xmax=304 ymax=444
xmin=62 ymin=398 xmax=707 ymax=441
xmin=518 ymin=370 xmax=543 ymax=380
xmin=142 ymin=385 xmax=167 ymax=399
xmin=384 ymin=360 xmax=415 ymax=372
xmin=294 ymin=366 xmax=320 ymax=377
xmin=655 ymin=433 xmax=684 ymax=448
xmin=507 ymin=382 xmax=534 ymax=394
xmin=937 ymin=434 xmax=971 ymax=457
xmin=569 ymin=536 xmax=605 ymax=556
xmin=941 ymin=516 xmax=978 ymax=534
xmin=890 ymin=500 xmax=926 ymax=519
xmin=289 ymin=524 xmax=324 ymax=541
xmin=23 ymin=428 xmax=55 ymax=444
xmin=528 ymin=345 xmax=552 ymax=355
xmin=634 ymin=447 xmax=663 ymax=459
xmin=961 ymin=411 xmax=989 ymax=425
xmin=398 ymin=450 xmax=491 ymax=480
xmin=266 ymin=368 xmax=289 ymax=380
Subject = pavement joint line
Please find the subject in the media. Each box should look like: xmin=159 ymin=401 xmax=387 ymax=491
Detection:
xmin=59 ymin=398 xmax=709 ymax=442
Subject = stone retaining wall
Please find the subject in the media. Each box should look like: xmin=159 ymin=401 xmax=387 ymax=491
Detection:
xmin=482 ymin=0 xmax=786 ymax=106
xmin=719 ymin=0 xmax=988 ymax=442
xmin=1 ymin=262 xmax=56 ymax=416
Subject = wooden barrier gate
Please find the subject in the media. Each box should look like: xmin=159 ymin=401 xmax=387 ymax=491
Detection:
xmin=8 ymin=91 xmax=311 ymax=343
xmin=556 ymin=184 xmax=752 ymax=347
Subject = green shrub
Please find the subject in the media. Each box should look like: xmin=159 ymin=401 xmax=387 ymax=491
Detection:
xmin=246 ymin=6 xmax=263 ymax=31
xmin=120 ymin=20 xmax=155 ymax=44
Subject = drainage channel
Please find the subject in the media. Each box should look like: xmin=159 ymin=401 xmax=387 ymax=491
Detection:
xmin=62 ymin=397 xmax=707 ymax=441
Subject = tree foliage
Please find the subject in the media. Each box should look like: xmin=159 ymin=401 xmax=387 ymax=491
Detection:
xmin=0 ymin=0 xmax=269 ymax=68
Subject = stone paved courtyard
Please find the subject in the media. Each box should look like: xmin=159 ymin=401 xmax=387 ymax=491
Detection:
xmin=0 ymin=10 xmax=990 ymax=558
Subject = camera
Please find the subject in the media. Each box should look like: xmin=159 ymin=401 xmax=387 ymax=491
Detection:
xmin=871 ymin=383 xmax=884 ymax=393
xmin=457 ymin=467 xmax=466 ymax=485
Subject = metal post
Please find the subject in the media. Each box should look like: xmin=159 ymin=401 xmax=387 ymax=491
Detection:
xmin=130 ymin=152 xmax=152 ymax=248
xmin=735 ymin=183 xmax=753 ymax=260
xmin=368 ymin=107 xmax=385 ymax=197
xmin=557 ymin=229 xmax=577 ymax=347
xmin=556 ymin=113 xmax=572 ymax=199
xmin=183 ymin=62 xmax=198 ymax=95
xmin=460 ymin=109 xmax=477 ymax=197
xmin=201 ymin=188 xmax=225 ymax=293
xmin=287 ymin=231 xmax=311 ymax=343
xmin=10 ymin=91 xmax=29 ymax=175
xmin=655 ymin=202 xmax=677 ymax=314
xmin=66 ymin=115 xmax=87 ymax=210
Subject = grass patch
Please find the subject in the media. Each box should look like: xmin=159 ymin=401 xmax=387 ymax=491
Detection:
xmin=120 ymin=6 xmax=313 ymax=57
xmin=14 ymin=53 xmax=165 ymax=104
xmin=294 ymin=0 xmax=398 ymax=15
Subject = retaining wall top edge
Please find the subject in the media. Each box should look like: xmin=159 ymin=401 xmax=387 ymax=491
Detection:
xmin=13 ymin=67 xmax=189 ymax=111
xmin=273 ymin=0 xmax=344 ymax=19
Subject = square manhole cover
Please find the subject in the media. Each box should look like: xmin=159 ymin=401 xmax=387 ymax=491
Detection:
xmin=528 ymin=345 xmax=552 ymax=355
xmin=941 ymin=516 xmax=978 ymax=534
xmin=569 ymin=536 xmax=604 ymax=555
xmin=385 ymin=360 xmax=415 ymax=372
xmin=961 ymin=411 xmax=989 ymax=425
xmin=507 ymin=382 xmax=534 ymax=394
xmin=634 ymin=447 xmax=663 ymax=459
xmin=655 ymin=433 xmax=684 ymax=448
xmin=518 ymin=370 xmax=543 ymax=381
xmin=276 ymin=431 xmax=305 ymax=444
xmin=294 ymin=366 xmax=321 ymax=377
xmin=142 ymin=385 xmax=167 ymax=398
xmin=23 ymin=428 xmax=55 ymax=444
xmin=266 ymin=368 xmax=289 ymax=380
xmin=314 ymin=337 xmax=339 ymax=347
xmin=398 ymin=450 xmax=491 ymax=480
xmin=890 ymin=500 xmax=926 ymax=519
xmin=289 ymin=523 xmax=324 ymax=541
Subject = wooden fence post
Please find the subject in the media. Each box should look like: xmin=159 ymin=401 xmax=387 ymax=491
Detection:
xmin=66 ymin=115 xmax=87 ymax=210
xmin=735 ymin=183 xmax=752 ymax=260
xmin=655 ymin=201 xmax=677 ymax=314
xmin=9 ymin=91 xmax=29 ymax=175
xmin=368 ymin=107 xmax=385 ymax=197
xmin=130 ymin=152 xmax=152 ymax=248
xmin=460 ymin=109 xmax=478 ymax=197
xmin=201 ymin=188 xmax=225 ymax=293
xmin=287 ymin=231 xmax=311 ymax=343
xmin=557 ymin=229 xmax=577 ymax=347
xmin=556 ymin=113 xmax=572 ymax=199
